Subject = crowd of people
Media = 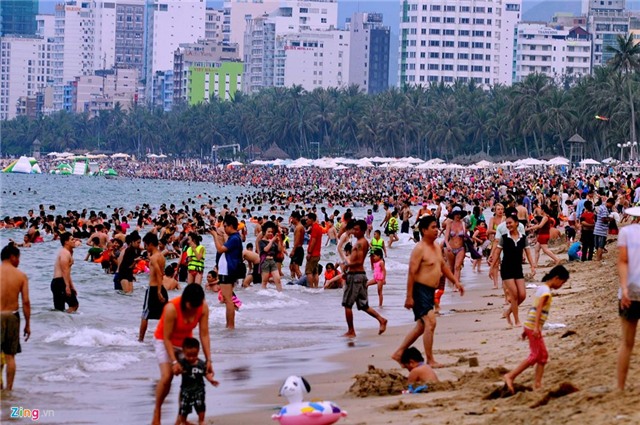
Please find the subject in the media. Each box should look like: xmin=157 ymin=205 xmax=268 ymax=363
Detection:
xmin=2 ymin=162 xmax=640 ymax=423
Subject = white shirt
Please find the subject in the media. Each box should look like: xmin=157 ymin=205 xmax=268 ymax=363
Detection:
xmin=618 ymin=224 xmax=640 ymax=301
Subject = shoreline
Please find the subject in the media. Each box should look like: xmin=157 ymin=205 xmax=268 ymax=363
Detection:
xmin=210 ymin=247 xmax=640 ymax=425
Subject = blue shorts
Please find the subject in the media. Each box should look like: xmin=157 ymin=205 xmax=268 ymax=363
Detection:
xmin=594 ymin=235 xmax=607 ymax=249
xmin=412 ymin=283 xmax=436 ymax=322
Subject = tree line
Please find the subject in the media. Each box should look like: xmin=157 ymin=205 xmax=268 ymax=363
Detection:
xmin=2 ymin=35 xmax=639 ymax=161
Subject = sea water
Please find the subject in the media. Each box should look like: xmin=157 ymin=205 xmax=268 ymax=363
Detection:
xmin=0 ymin=174 xmax=487 ymax=424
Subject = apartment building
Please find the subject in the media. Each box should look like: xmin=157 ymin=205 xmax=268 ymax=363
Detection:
xmin=515 ymin=23 xmax=591 ymax=83
xmin=398 ymin=0 xmax=522 ymax=87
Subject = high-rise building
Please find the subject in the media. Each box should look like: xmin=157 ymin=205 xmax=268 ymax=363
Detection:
xmin=206 ymin=8 xmax=225 ymax=43
xmin=515 ymin=23 xmax=591 ymax=83
xmin=347 ymin=13 xmax=390 ymax=94
xmin=243 ymin=14 xmax=276 ymax=93
xmin=144 ymin=0 xmax=206 ymax=100
xmin=0 ymin=35 xmax=50 ymax=120
xmin=188 ymin=62 xmax=243 ymax=104
xmin=71 ymin=67 xmax=139 ymax=116
xmin=398 ymin=0 xmax=522 ymax=88
xmin=225 ymin=0 xmax=338 ymax=58
xmin=52 ymin=1 xmax=96 ymax=111
xmin=584 ymin=0 xmax=630 ymax=66
xmin=1 ymin=0 xmax=38 ymax=36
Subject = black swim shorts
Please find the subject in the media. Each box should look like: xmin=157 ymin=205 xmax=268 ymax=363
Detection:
xmin=291 ymin=246 xmax=304 ymax=266
xmin=179 ymin=390 xmax=205 ymax=416
xmin=51 ymin=277 xmax=79 ymax=311
xmin=0 ymin=311 xmax=21 ymax=355
xmin=412 ymin=283 xmax=436 ymax=322
xmin=619 ymin=300 xmax=640 ymax=321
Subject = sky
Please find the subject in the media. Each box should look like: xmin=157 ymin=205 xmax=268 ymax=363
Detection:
xmin=38 ymin=0 xmax=640 ymax=86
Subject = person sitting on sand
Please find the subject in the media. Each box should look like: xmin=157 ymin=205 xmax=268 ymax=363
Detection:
xmin=401 ymin=347 xmax=438 ymax=386
xmin=503 ymin=265 xmax=570 ymax=393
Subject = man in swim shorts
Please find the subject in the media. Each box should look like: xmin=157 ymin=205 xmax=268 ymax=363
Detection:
xmin=139 ymin=232 xmax=168 ymax=342
xmin=392 ymin=216 xmax=464 ymax=368
xmin=51 ymin=232 xmax=79 ymax=313
xmin=341 ymin=220 xmax=387 ymax=338
xmin=289 ymin=211 xmax=305 ymax=280
xmin=0 ymin=242 xmax=30 ymax=391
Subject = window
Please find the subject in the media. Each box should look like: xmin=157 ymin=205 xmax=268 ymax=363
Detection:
xmin=445 ymin=17 xmax=455 ymax=23
xmin=428 ymin=64 xmax=439 ymax=70
xmin=473 ymin=7 xmax=485 ymax=13
xmin=429 ymin=40 xmax=440 ymax=46
xmin=458 ymin=53 xmax=468 ymax=59
xmin=429 ymin=75 xmax=438 ymax=82
xmin=472 ymin=42 xmax=484 ymax=48
xmin=429 ymin=52 xmax=440 ymax=58
xmin=444 ymin=29 xmax=455 ymax=35
xmin=430 ymin=29 xmax=440 ymax=35
xmin=430 ymin=16 xmax=440 ymax=23
xmin=472 ymin=54 xmax=483 ymax=60
xmin=460 ymin=18 xmax=469 ymax=24
xmin=473 ymin=19 xmax=485 ymax=24
xmin=421 ymin=40 xmax=426 ymax=46
xmin=421 ymin=29 xmax=427 ymax=35
xmin=472 ymin=31 xmax=485 ymax=37
xmin=445 ymin=5 xmax=456 ymax=12
xmin=430 ymin=5 xmax=441 ymax=11
xmin=422 ymin=16 xmax=427 ymax=23
xmin=458 ymin=41 xmax=469 ymax=48
xmin=444 ymin=41 xmax=454 ymax=48
xmin=420 ymin=52 xmax=426 ymax=58
xmin=460 ymin=6 xmax=470 ymax=12
xmin=443 ymin=76 xmax=453 ymax=82
xmin=321 ymin=18 xmax=326 ymax=23
xmin=458 ymin=65 xmax=468 ymax=71
xmin=471 ymin=65 xmax=483 ymax=72
xmin=443 ymin=64 xmax=453 ymax=71
xmin=459 ymin=30 xmax=469 ymax=36
xmin=420 ymin=64 xmax=425 ymax=70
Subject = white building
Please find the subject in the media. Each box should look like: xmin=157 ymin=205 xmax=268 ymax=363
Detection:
xmin=52 ymin=1 xmax=96 ymax=111
xmin=0 ymin=35 xmax=50 ymax=119
xmin=206 ymin=8 xmax=225 ymax=43
xmin=145 ymin=0 xmax=205 ymax=99
xmin=225 ymin=0 xmax=338 ymax=58
xmin=347 ymin=13 xmax=390 ymax=94
xmin=398 ymin=0 xmax=522 ymax=87
xmin=515 ymin=23 xmax=591 ymax=83
xmin=282 ymin=30 xmax=350 ymax=90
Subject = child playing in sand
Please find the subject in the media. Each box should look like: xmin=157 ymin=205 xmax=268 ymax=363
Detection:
xmin=503 ymin=265 xmax=570 ymax=393
xmin=401 ymin=347 xmax=439 ymax=388
xmin=178 ymin=337 xmax=219 ymax=425
xmin=367 ymin=249 xmax=386 ymax=307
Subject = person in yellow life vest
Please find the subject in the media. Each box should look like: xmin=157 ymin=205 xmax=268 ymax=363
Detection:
xmin=186 ymin=232 xmax=205 ymax=285
xmin=387 ymin=210 xmax=400 ymax=248
xmin=369 ymin=229 xmax=387 ymax=270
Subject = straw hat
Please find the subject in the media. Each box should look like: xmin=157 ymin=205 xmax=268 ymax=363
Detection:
xmin=447 ymin=205 xmax=468 ymax=219
xmin=625 ymin=206 xmax=640 ymax=217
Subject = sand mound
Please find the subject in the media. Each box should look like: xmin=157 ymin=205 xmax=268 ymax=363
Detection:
xmin=348 ymin=365 xmax=406 ymax=397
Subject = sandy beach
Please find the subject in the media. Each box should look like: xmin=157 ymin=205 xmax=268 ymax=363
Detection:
xmin=212 ymin=244 xmax=640 ymax=425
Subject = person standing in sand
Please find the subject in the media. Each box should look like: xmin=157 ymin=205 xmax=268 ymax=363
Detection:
xmin=139 ymin=232 xmax=168 ymax=342
xmin=341 ymin=220 xmax=387 ymax=338
xmin=51 ymin=232 xmax=79 ymax=313
xmin=616 ymin=206 xmax=640 ymax=390
xmin=0 ymin=242 xmax=30 ymax=391
xmin=392 ymin=216 xmax=464 ymax=368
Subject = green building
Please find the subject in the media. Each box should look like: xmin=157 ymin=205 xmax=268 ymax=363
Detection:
xmin=187 ymin=62 xmax=243 ymax=105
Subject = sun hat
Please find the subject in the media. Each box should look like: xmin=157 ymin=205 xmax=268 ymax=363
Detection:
xmin=447 ymin=205 xmax=468 ymax=220
xmin=625 ymin=206 xmax=640 ymax=217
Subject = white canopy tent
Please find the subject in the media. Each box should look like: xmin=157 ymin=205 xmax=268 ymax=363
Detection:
xmin=580 ymin=158 xmax=601 ymax=166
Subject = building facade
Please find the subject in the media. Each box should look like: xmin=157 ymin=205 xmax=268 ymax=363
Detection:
xmin=187 ymin=62 xmax=243 ymax=104
xmin=515 ymin=23 xmax=591 ymax=83
xmin=1 ymin=0 xmax=38 ymax=36
xmin=584 ymin=0 xmax=629 ymax=66
xmin=398 ymin=0 xmax=522 ymax=88
xmin=144 ymin=0 xmax=205 ymax=100
xmin=348 ymin=12 xmax=390 ymax=94
xmin=206 ymin=8 xmax=225 ymax=43
xmin=72 ymin=67 xmax=139 ymax=116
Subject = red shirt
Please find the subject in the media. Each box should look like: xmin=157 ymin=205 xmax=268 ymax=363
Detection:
xmin=308 ymin=223 xmax=323 ymax=257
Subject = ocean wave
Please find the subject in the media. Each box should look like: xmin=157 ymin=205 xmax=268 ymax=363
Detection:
xmin=39 ymin=366 xmax=89 ymax=382
xmin=44 ymin=327 xmax=139 ymax=347
xmin=75 ymin=352 xmax=143 ymax=372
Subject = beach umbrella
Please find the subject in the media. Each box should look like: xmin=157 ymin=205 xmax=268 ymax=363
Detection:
xmin=547 ymin=157 xmax=570 ymax=166
xmin=400 ymin=156 xmax=424 ymax=164
xmin=515 ymin=164 xmax=531 ymax=170
xmin=147 ymin=153 xmax=159 ymax=158
xmin=157 ymin=154 xmax=167 ymax=158
xmin=522 ymin=158 xmax=546 ymax=166
xmin=602 ymin=157 xmax=617 ymax=164
xmin=474 ymin=160 xmax=495 ymax=168
xmin=355 ymin=159 xmax=374 ymax=168
xmin=47 ymin=152 xmax=59 ymax=157
xmin=425 ymin=158 xmax=445 ymax=164
xmin=500 ymin=161 xmax=514 ymax=167
xmin=334 ymin=165 xmax=348 ymax=170
xmin=228 ymin=161 xmax=243 ymax=166
xmin=111 ymin=153 xmax=130 ymax=159
xmin=580 ymin=158 xmax=601 ymax=165
xmin=389 ymin=161 xmax=414 ymax=168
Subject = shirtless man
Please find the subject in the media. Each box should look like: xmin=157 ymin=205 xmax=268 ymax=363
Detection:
xmin=138 ymin=232 xmax=168 ymax=342
xmin=341 ymin=220 xmax=387 ymax=338
xmin=516 ymin=198 xmax=529 ymax=228
xmin=0 ymin=243 xmax=30 ymax=391
xmin=88 ymin=224 xmax=108 ymax=248
xmin=392 ymin=216 xmax=464 ymax=368
xmin=289 ymin=211 xmax=305 ymax=280
xmin=51 ymin=232 xmax=79 ymax=313
xmin=400 ymin=201 xmax=413 ymax=234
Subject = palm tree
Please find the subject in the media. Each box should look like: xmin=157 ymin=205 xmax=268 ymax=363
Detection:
xmin=606 ymin=34 xmax=640 ymax=159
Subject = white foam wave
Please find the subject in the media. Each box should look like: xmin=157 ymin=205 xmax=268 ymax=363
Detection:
xmin=40 ymin=366 xmax=89 ymax=382
xmin=44 ymin=327 xmax=139 ymax=347
xmin=75 ymin=352 xmax=142 ymax=372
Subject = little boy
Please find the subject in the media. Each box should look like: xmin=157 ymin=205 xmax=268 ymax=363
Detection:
xmin=401 ymin=347 xmax=439 ymax=386
xmin=179 ymin=337 xmax=219 ymax=425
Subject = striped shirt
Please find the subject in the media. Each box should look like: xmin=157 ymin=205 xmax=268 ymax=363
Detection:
xmin=524 ymin=285 xmax=552 ymax=330
xmin=593 ymin=204 xmax=610 ymax=237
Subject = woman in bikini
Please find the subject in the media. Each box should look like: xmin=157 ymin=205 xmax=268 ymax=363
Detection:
xmin=444 ymin=206 xmax=467 ymax=285
xmin=529 ymin=205 xmax=560 ymax=268
xmin=487 ymin=203 xmax=505 ymax=289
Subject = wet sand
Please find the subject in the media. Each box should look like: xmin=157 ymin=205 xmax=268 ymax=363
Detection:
xmin=211 ymin=245 xmax=640 ymax=425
